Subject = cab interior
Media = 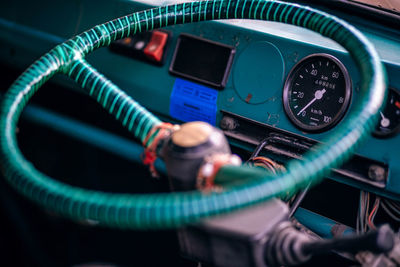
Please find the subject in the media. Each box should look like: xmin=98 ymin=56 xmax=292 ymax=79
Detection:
xmin=0 ymin=0 xmax=400 ymax=266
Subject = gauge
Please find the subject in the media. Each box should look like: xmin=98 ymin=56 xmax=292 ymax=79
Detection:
xmin=373 ymin=88 xmax=400 ymax=138
xmin=283 ymin=54 xmax=352 ymax=132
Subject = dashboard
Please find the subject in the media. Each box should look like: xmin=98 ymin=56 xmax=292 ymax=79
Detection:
xmin=0 ymin=0 xmax=400 ymax=266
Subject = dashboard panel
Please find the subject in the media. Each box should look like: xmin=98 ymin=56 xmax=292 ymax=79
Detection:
xmin=0 ymin=0 xmax=400 ymax=265
xmin=4 ymin=0 xmax=398 ymax=193
xmin=1 ymin=0 xmax=400 ymax=199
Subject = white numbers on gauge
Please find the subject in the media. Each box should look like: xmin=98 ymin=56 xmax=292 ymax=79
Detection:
xmin=332 ymin=71 xmax=339 ymax=78
xmin=311 ymin=69 xmax=318 ymax=76
xmin=323 ymin=116 xmax=332 ymax=123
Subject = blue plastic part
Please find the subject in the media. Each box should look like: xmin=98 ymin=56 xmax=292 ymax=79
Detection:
xmin=170 ymin=78 xmax=218 ymax=125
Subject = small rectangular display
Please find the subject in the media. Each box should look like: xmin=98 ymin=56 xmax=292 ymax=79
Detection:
xmin=169 ymin=34 xmax=235 ymax=89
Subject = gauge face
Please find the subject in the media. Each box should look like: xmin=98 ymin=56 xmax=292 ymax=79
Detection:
xmin=373 ymin=88 xmax=400 ymax=138
xmin=283 ymin=54 xmax=352 ymax=132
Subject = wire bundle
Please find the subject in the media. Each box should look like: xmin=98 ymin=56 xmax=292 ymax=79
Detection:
xmin=357 ymin=191 xmax=400 ymax=234
xmin=381 ymin=199 xmax=400 ymax=223
xmin=250 ymin=156 xmax=285 ymax=175
xmin=357 ymin=191 xmax=381 ymax=233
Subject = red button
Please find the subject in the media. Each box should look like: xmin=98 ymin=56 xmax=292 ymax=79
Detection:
xmin=143 ymin=31 xmax=168 ymax=62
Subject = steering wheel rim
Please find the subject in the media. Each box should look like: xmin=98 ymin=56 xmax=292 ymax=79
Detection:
xmin=0 ymin=0 xmax=387 ymax=229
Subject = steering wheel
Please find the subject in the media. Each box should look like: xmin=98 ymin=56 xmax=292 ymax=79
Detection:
xmin=0 ymin=0 xmax=387 ymax=229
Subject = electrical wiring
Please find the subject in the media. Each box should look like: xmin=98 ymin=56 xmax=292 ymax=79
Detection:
xmin=380 ymin=199 xmax=400 ymax=223
xmin=367 ymin=196 xmax=380 ymax=230
xmin=253 ymin=161 xmax=275 ymax=173
xmin=384 ymin=199 xmax=400 ymax=217
xmin=356 ymin=191 xmax=364 ymax=233
xmin=246 ymin=137 xmax=271 ymax=163
xmin=357 ymin=191 xmax=367 ymax=233
xmin=357 ymin=191 xmax=380 ymax=233
xmin=389 ymin=200 xmax=400 ymax=211
xmin=250 ymin=156 xmax=284 ymax=175
xmin=381 ymin=201 xmax=400 ymax=222
xmin=358 ymin=192 xmax=400 ymax=232
xmin=365 ymin=192 xmax=370 ymax=231
xmin=370 ymin=200 xmax=380 ymax=226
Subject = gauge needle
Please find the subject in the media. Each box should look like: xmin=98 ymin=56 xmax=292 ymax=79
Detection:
xmin=297 ymin=89 xmax=326 ymax=116
xmin=380 ymin=111 xmax=390 ymax=127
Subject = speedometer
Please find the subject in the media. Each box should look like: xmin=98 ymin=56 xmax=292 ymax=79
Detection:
xmin=283 ymin=54 xmax=352 ymax=132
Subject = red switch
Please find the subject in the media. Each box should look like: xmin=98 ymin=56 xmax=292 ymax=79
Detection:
xmin=143 ymin=31 xmax=169 ymax=62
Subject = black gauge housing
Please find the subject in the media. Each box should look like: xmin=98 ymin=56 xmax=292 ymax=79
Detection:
xmin=373 ymin=88 xmax=400 ymax=138
xmin=283 ymin=54 xmax=352 ymax=132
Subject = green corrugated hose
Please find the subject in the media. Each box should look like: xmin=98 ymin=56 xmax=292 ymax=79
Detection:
xmin=0 ymin=0 xmax=387 ymax=229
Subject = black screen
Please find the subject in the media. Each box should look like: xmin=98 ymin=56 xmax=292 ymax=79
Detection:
xmin=170 ymin=34 xmax=235 ymax=89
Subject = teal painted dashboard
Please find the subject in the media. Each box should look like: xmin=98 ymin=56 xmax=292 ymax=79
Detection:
xmin=0 ymin=0 xmax=399 ymax=198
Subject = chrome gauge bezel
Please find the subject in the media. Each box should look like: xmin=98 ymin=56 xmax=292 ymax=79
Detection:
xmin=373 ymin=87 xmax=400 ymax=138
xmin=283 ymin=53 xmax=352 ymax=133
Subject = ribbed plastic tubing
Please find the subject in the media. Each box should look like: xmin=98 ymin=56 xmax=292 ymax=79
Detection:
xmin=0 ymin=0 xmax=387 ymax=229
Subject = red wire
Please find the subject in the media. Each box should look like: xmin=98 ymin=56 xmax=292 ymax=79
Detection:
xmin=368 ymin=198 xmax=380 ymax=230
